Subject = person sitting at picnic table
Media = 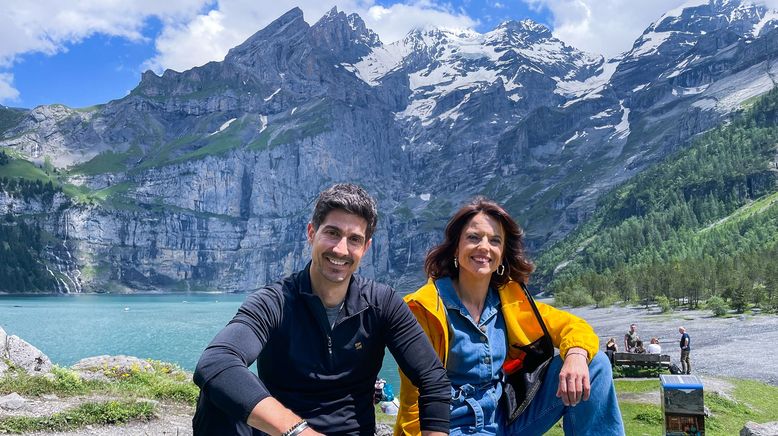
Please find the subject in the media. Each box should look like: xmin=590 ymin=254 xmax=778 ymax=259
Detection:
xmin=605 ymin=337 xmax=618 ymax=365
xmin=647 ymin=337 xmax=662 ymax=354
xmin=633 ymin=340 xmax=646 ymax=354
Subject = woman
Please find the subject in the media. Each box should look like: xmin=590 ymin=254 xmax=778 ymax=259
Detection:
xmin=395 ymin=197 xmax=623 ymax=435
xmin=605 ymin=337 xmax=618 ymax=366
xmin=647 ymin=337 xmax=662 ymax=354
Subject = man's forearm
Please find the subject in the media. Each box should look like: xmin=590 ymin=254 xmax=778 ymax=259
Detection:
xmin=247 ymin=397 xmax=322 ymax=436
xmin=422 ymin=432 xmax=448 ymax=436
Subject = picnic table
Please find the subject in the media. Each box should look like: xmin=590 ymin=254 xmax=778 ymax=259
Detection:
xmin=613 ymin=352 xmax=672 ymax=370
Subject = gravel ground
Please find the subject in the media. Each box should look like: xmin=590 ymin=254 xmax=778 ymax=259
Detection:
xmin=21 ymin=401 xmax=193 ymax=436
xmin=561 ymin=303 xmax=778 ymax=386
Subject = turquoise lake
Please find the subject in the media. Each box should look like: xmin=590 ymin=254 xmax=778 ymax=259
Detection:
xmin=0 ymin=293 xmax=401 ymax=389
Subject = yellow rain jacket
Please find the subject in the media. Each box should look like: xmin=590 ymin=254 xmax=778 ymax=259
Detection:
xmin=394 ymin=279 xmax=599 ymax=435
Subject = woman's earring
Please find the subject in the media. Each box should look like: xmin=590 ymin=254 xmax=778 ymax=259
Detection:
xmin=454 ymin=257 xmax=459 ymax=269
xmin=496 ymin=264 xmax=505 ymax=276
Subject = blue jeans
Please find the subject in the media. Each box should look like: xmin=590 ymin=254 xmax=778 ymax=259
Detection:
xmin=502 ymin=351 xmax=624 ymax=435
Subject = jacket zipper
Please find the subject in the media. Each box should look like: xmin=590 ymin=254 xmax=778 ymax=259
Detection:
xmin=327 ymin=335 xmax=333 ymax=365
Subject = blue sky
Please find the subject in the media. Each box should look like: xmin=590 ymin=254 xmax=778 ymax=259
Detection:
xmin=0 ymin=0 xmax=693 ymax=110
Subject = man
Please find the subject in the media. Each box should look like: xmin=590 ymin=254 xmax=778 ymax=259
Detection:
xmin=679 ymin=326 xmax=691 ymax=374
xmin=624 ymin=323 xmax=639 ymax=352
xmin=193 ymin=184 xmax=450 ymax=436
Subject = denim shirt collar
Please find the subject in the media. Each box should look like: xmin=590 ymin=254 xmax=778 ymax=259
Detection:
xmin=435 ymin=277 xmax=500 ymax=326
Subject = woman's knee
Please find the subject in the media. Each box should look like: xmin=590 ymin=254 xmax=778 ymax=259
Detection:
xmin=589 ymin=351 xmax=614 ymax=380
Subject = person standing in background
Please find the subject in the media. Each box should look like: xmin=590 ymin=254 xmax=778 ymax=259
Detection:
xmin=679 ymin=327 xmax=691 ymax=374
xmin=624 ymin=324 xmax=639 ymax=352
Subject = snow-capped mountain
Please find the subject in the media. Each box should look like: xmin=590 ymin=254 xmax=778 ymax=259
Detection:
xmin=1 ymin=0 xmax=777 ymax=292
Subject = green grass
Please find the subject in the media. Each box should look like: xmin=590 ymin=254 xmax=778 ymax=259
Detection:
xmin=0 ymin=359 xmax=197 ymax=434
xmin=0 ymin=158 xmax=56 ymax=183
xmin=69 ymin=147 xmax=142 ymax=175
xmin=540 ymin=377 xmax=778 ymax=435
xmin=0 ymin=361 xmax=198 ymax=406
xmin=0 ymin=366 xmax=96 ymax=397
xmin=0 ymin=400 xmax=156 ymax=434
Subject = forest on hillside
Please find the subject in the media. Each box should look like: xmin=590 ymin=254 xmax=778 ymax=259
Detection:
xmin=536 ymin=87 xmax=778 ymax=313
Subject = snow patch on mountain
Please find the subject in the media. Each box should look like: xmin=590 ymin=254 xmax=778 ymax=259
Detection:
xmin=611 ymin=101 xmax=631 ymax=140
xmin=264 ymin=88 xmax=281 ymax=102
xmin=209 ymin=118 xmax=237 ymax=136
xmin=555 ymin=60 xmax=618 ymax=102
xmin=753 ymin=10 xmax=778 ymax=36
xmin=662 ymin=0 xmax=710 ymax=22
xmin=630 ymin=31 xmax=674 ymax=57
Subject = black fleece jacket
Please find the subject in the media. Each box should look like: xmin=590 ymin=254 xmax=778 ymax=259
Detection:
xmin=193 ymin=264 xmax=450 ymax=435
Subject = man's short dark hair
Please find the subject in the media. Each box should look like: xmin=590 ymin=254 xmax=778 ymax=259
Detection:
xmin=311 ymin=183 xmax=378 ymax=240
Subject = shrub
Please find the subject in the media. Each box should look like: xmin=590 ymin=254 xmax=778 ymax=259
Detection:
xmin=655 ymin=295 xmax=672 ymax=313
xmin=706 ymin=296 xmax=729 ymax=316
xmin=554 ymin=285 xmax=595 ymax=307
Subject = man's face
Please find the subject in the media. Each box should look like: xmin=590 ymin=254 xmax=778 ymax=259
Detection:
xmin=308 ymin=209 xmax=371 ymax=286
xmin=630 ymin=325 xmax=637 ymax=333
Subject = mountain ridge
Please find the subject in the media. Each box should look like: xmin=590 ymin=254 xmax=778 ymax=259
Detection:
xmin=1 ymin=0 xmax=777 ymax=293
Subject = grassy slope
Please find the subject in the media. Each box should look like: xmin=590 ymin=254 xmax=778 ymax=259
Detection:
xmin=534 ymin=85 xmax=778 ymax=290
xmin=0 ymin=361 xmax=197 ymax=433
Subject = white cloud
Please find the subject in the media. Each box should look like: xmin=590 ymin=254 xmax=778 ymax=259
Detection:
xmin=524 ymin=0 xmax=691 ymax=58
xmin=0 ymin=73 xmax=20 ymax=103
xmin=0 ymin=0 xmax=210 ymax=67
xmin=0 ymin=0 xmax=210 ymax=103
xmin=144 ymin=0 xmax=477 ymax=73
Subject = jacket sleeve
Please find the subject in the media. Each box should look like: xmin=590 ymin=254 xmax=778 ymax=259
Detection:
xmin=536 ymin=301 xmax=599 ymax=362
xmin=382 ymin=288 xmax=450 ymax=433
xmin=193 ymin=286 xmax=283 ymax=422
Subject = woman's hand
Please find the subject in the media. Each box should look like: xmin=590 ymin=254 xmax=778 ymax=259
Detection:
xmin=556 ymin=347 xmax=591 ymax=407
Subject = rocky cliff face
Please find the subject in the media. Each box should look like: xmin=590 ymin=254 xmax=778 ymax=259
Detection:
xmin=1 ymin=1 xmax=777 ymax=292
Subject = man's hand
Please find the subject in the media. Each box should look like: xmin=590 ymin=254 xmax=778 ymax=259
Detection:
xmin=556 ymin=347 xmax=591 ymax=407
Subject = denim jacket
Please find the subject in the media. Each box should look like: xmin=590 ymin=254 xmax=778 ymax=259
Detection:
xmin=395 ymin=278 xmax=599 ymax=436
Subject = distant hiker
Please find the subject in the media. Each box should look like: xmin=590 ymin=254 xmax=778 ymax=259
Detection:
xmin=605 ymin=337 xmax=618 ymax=365
xmin=679 ymin=326 xmax=691 ymax=374
xmin=193 ymin=183 xmax=450 ymax=435
xmin=624 ymin=323 xmax=640 ymax=352
xmin=647 ymin=337 xmax=662 ymax=354
xmin=634 ymin=340 xmax=646 ymax=354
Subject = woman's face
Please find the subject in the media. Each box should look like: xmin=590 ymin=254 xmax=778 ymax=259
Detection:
xmin=455 ymin=212 xmax=505 ymax=282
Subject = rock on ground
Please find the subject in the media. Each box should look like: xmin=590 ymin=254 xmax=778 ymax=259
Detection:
xmin=375 ymin=423 xmax=393 ymax=435
xmin=71 ymin=355 xmax=155 ymax=381
xmin=740 ymin=421 xmax=778 ymax=436
xmin=0 ymin=393 xmax=27 ymax=411
xmin=0 ymin=326 xmax=53 ymax=376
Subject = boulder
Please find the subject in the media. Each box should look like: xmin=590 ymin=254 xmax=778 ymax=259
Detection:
xmin=0 ymin=393 xmax=27 ymax=411
xmin=741 ymin=421 xmax=778 ymax=436
xmin=375 ymin=423 xmax=393 ymax=436
xmin=72 ymin=355 xmax=155 ymax=381
xmin=0 ymin=327 xmax=53 ymax=376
